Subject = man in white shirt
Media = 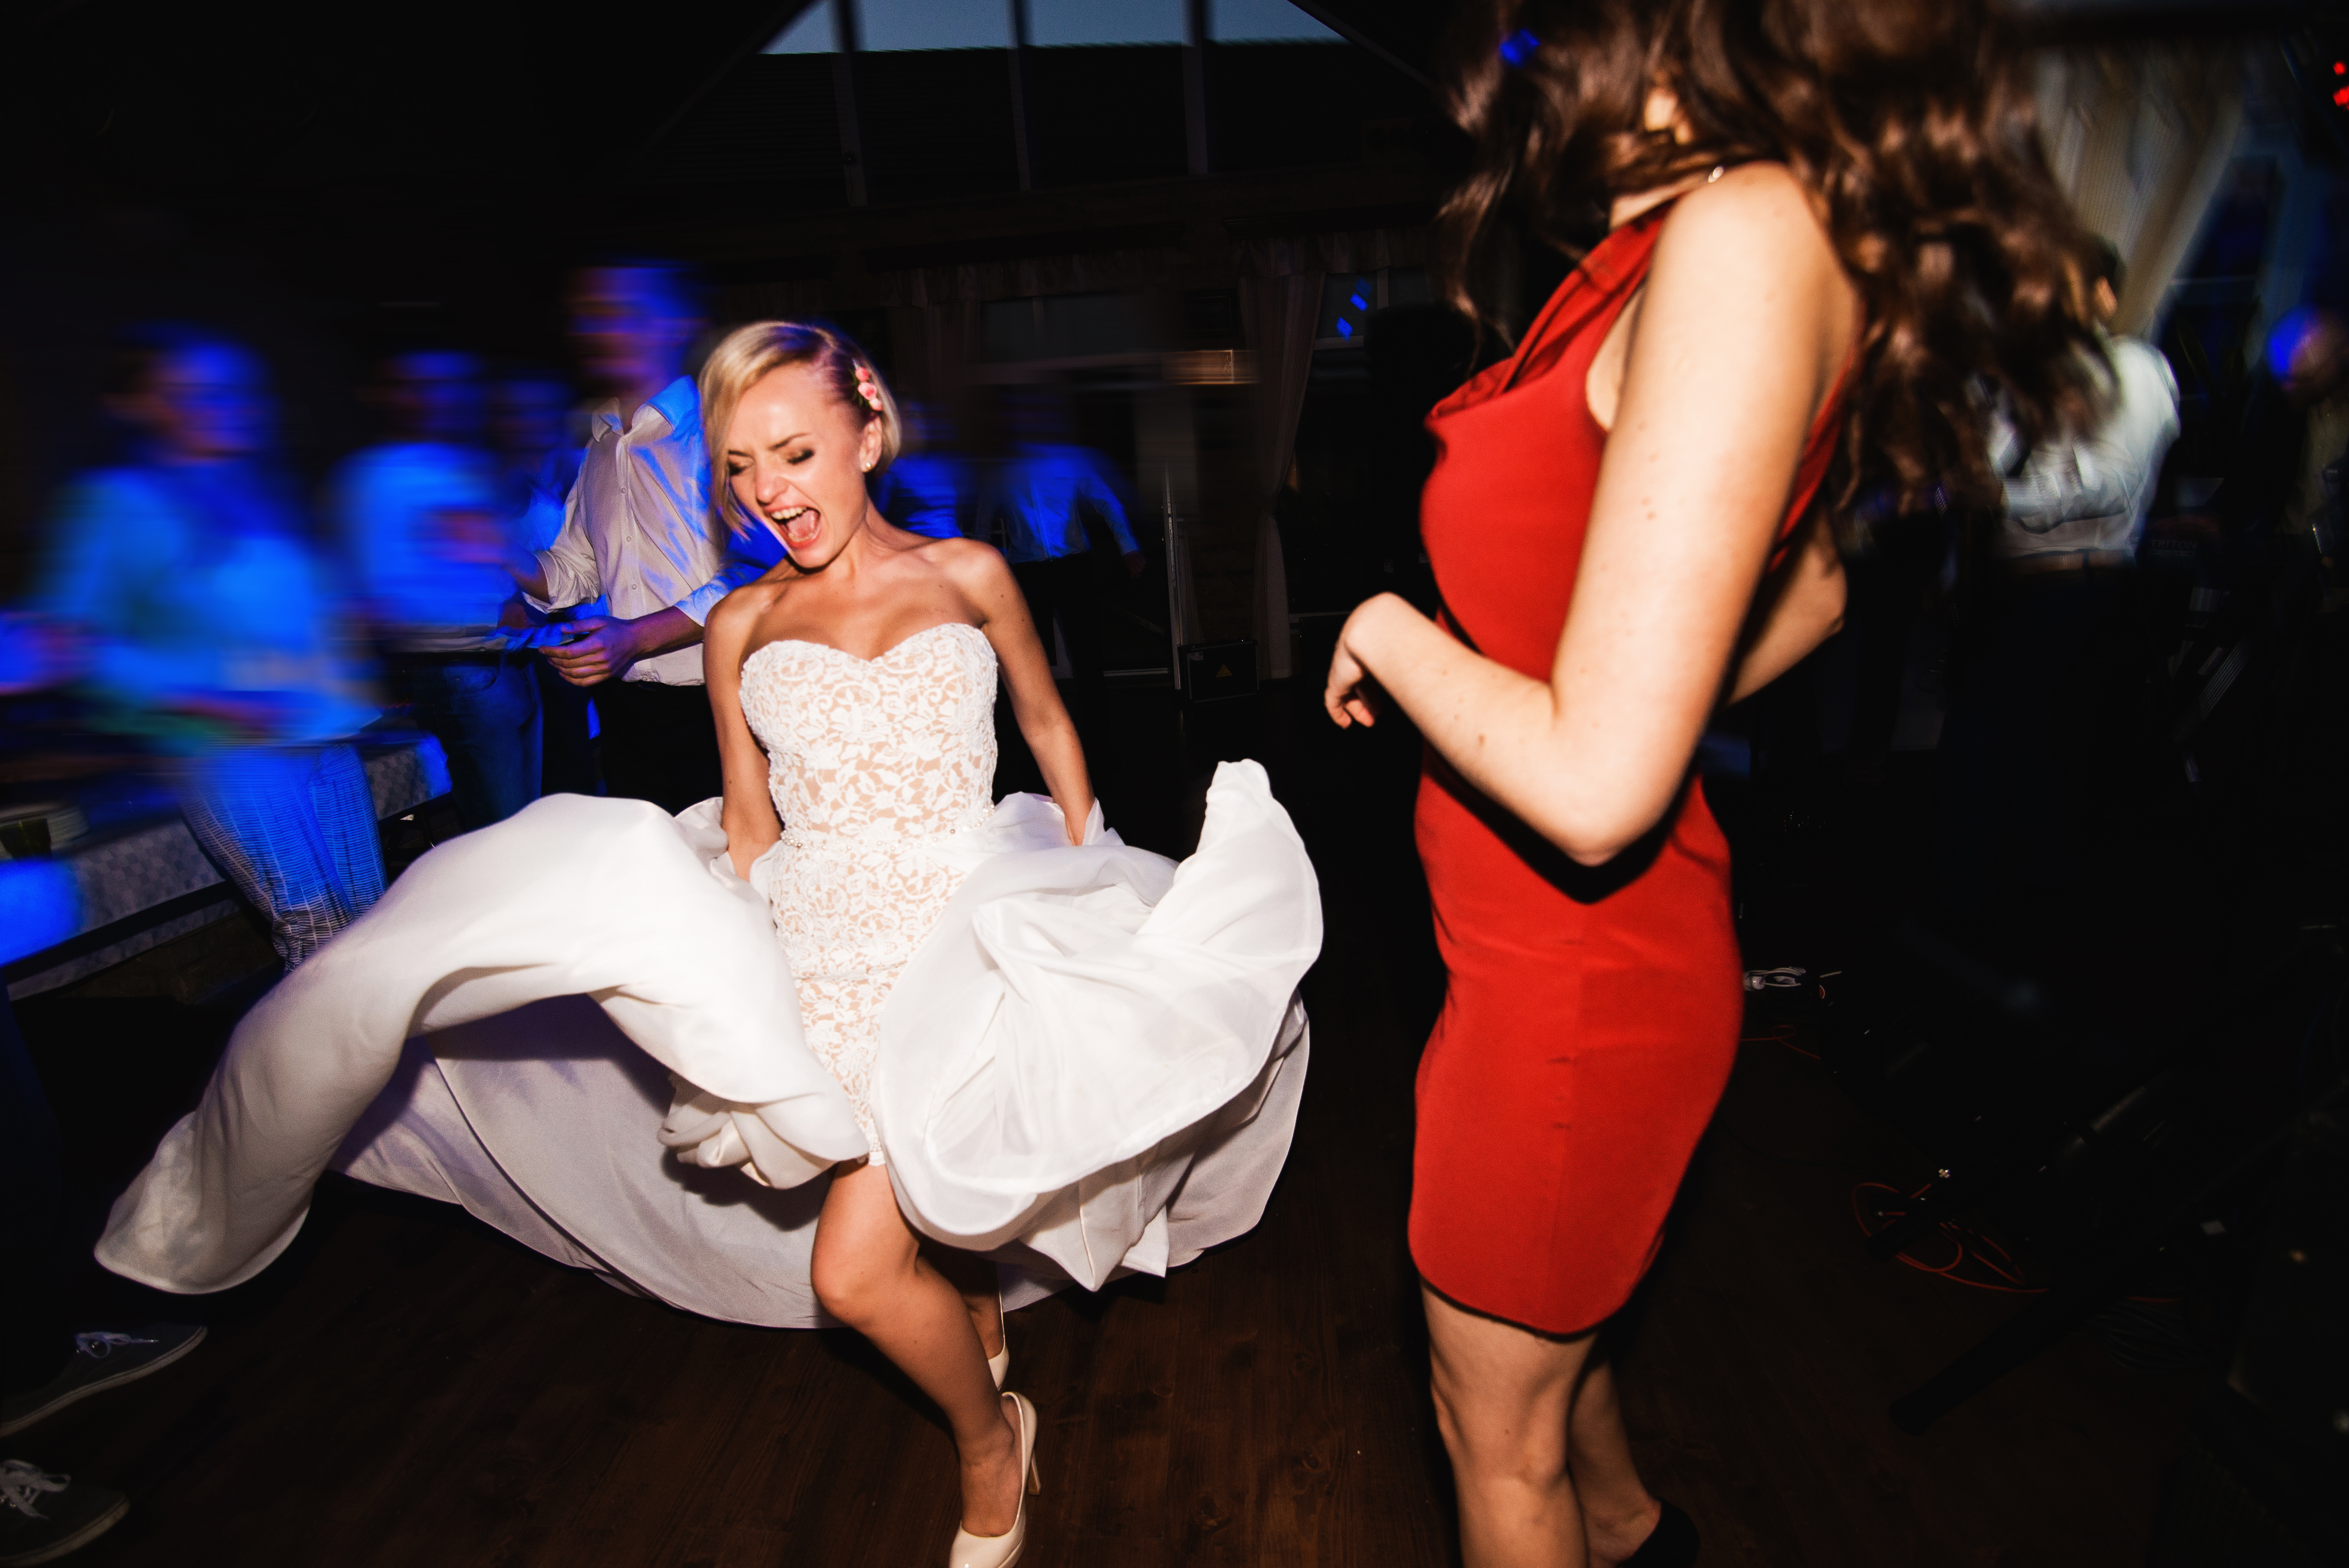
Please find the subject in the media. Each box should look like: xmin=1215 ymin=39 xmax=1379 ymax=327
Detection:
xmin=1937 ymin=244 xmax=2180 ymax=912
xmin=506 ymin=263 xmax=781 ymax=813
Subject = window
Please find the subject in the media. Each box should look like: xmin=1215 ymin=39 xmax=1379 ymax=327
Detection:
xmin=1026 ymin=0 xmax=1183 ymax=46
xmin=766 ymin=0 xmax=1011 ymax=52
xmin=764 ymin=1 xmax=835 ymax=53
xmin=860 ymin=0 xmax=1011 ymax=50
xmin=1210 ymin=0 xmax=1341 ymax=43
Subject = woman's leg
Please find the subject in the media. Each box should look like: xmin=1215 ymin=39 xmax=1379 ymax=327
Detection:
xmin=924 ymin=1245 xmax=1005 ymax=1362
xmin=1426 ymin=1285 xmax=1665 ymax=1568
xmin=1565 ymin=1362 xmax=1662 ymax=1568
xmin=811 ymin=1162 xmax=1022 ymax=1536
xmin=1424 ymin=1282 xmax=1592 ymax=1568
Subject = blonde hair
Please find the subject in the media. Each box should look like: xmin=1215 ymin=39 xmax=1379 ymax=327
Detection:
xmin=698 ymin=319 xmax=902 ymax=536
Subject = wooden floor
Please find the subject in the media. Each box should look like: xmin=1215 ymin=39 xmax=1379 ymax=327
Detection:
xmin=18 ymin=688 xmax=2196 ymax=1566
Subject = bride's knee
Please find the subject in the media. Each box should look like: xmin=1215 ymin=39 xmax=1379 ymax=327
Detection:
xmin=809 ymin=1234 xmax=900 ymax=1329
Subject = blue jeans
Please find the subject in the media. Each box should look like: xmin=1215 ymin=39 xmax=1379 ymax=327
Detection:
xmin=180 ymin=742 xmax=387 ymax=966
xmin=401 ymin=653 xmax=542 ymax=831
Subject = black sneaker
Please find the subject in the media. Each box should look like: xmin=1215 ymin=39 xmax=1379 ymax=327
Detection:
xmin=0 ymin=1325 xmax=206 ymax=1438
xmin=0 ymin=1462 xmax=127 ymax=1565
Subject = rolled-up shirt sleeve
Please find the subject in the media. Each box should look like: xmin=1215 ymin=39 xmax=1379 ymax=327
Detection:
xmin=529 ymin=480 xmax=604 ymax=613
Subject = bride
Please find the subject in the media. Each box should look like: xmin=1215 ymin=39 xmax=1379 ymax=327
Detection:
xmin=705 ymin=326 xmax=1116 ymax=1561
xmin=96 ymin=324 xmax=1319 ymax=1568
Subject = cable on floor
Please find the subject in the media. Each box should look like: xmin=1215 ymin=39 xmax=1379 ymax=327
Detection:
xmin=1851 ymin=1180 xmax=2047 ymax=1294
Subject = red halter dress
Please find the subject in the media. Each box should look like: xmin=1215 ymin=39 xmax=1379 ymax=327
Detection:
xmin=1410 ymin=204 xmax=1846 ymax=1335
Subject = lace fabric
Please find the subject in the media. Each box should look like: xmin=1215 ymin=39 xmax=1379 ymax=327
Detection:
xmin=737 ymin=621 xmax=1000 ymax=1159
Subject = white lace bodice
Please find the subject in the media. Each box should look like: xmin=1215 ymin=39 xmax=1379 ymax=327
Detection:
xmin=738 ymin=620 xmax=1000 ymax=846
xmin=737 ymin=620 xmax=1000 ymax=1160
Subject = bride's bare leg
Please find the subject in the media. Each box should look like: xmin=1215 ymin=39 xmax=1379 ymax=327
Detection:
xmin=812 ymin=1162 xmax=1022 ymax=1536
xmin=925 ymin=1245 xmax=1005 ymax=1360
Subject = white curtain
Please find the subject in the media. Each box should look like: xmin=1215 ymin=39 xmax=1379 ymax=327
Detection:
xmin=2035 ymin=44 xmax=2249 ymax=338
xmin=1236 ymin=271 xmax=1321 ymax=681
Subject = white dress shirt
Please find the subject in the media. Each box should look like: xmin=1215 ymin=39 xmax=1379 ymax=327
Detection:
xmin=531 ymin=376 xmax=771 ymax=685
xmin=1988 ymin=334 xmax=2180 ymax=563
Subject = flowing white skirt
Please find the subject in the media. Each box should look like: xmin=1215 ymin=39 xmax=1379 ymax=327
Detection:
xmin=96 ymin=761 xmax=1319 ymax=1327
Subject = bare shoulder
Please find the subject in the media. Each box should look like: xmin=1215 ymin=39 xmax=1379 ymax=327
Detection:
xmin=706 ymin=575 xmax=786 ymax=646
xmin=1657 ymin=162 xmax=1844 ymax=290
xmin=929 ymin=535 xmax=1018 ymax=597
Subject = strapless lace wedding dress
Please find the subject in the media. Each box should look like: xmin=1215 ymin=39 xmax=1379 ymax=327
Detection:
xmin=96 ymin=623 xmax=1320 ymax=1328
xmin=738 ymin=622 xmax=1001 ymax=1162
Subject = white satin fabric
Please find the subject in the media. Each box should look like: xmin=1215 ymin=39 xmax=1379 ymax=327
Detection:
xmin=96 ymin=762 xmax=1317 ymax=1327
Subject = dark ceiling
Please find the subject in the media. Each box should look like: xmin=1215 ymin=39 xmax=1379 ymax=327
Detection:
xmin=6 ymin=0 xmax=2297 ymax=217
xmin=5 ymin=0 xmax=1452 ymax=212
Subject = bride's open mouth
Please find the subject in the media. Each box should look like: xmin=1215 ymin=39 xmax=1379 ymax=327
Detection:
xmin=770 ymin=504 xmax=821 ymax=550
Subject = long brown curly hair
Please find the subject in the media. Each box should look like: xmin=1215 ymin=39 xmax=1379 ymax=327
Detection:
xmin=1436 ymin=0 xmax=2107 ymax=514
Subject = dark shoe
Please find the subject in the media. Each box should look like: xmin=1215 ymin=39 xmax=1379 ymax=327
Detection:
xmin=0 ymin=1325 xmax=206 ymax=1438
xmin=0 ymin=1462 xmax=128 ymax=1565
xmin=1619 ymin=1499 xmax=1699 ymax=1568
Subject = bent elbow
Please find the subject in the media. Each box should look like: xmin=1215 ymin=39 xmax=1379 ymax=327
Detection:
xmin=1533 ymin=806 xmax=1648 ymax=869
xmin=1560 ymin=837 xmax=1625 ymax=869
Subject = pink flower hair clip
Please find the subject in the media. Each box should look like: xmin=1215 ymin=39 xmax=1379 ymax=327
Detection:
xmin=852 ymin=363 xmax=884 ymax=413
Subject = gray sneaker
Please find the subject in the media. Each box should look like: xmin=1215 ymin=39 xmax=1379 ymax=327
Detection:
xmin=0 ymin=1462 xmax=127 ymax=1566
xmin=0 ymin=1325 xmax=206 ymax=1438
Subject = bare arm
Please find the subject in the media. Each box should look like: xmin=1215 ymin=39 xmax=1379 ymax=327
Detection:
xmin=1726 ymin=509 xmax=1846 ymax=705
xmin=704 ymin=592 xmax=782 ymax=881
xmin=953 ymin=544 xmax=1094 ymax=842
xmin=1325 ymin=167 xmax=1858 ymax=865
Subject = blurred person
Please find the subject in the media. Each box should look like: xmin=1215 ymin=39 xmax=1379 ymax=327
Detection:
xmin=2206 ymin=306 xmax=2349 ymax=554
xmin=981 ymin=391 xmax=1144 ymax=696
xmin=490 ymin=365 xmax=597 ymax=798
xmin=871 ymin=399 xmax=972 ymax=540
xmin=333 ymin=347 xmax=540 ymax=830
xmin=38 ymin=326 xmax=385 ymax=968
xmin=492 ymin=365 xmax=585 ymax=551
xmin=1936 ymin=242 xmax=2180 ymax=912
xmin=0 ymin=613 xmax=81 ymax=697
xmin=503 ymin=262 xmax=783 ymax=814
xmin=1321 ymin=3 xmax=2112 ymax=1564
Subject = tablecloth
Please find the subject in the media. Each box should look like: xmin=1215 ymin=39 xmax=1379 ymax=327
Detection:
xmin=5 ymin=736 xmax=452 ymax=999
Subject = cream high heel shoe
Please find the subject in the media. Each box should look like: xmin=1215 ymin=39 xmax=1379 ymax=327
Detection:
xmin=986 ymin=1289 xmax=1009 ymax=1392
xmin=948 ymin=1391 xmax=1040 ymax=1568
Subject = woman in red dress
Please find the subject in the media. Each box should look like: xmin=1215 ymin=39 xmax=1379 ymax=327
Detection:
xmin=1325 ymin=3 xmax=2107 ymax=1564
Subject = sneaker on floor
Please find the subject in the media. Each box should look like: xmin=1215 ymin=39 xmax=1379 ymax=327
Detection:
xmin=0 ymin=1462 xmax=127 ymax=1566
xmin=0 ymin=1325 xmax=207 ymax=1438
